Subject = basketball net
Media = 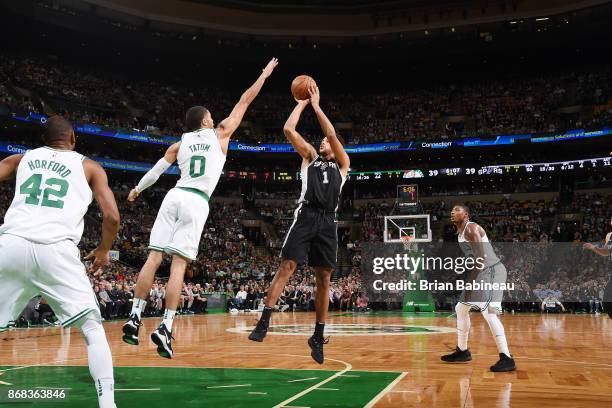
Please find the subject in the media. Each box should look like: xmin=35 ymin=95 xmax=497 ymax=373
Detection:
xmin=401 ymin=235 xmax=415 ymax=252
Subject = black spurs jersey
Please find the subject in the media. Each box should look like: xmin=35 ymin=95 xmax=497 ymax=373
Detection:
xmin=298 ymin=156 xmax=346 ymax=212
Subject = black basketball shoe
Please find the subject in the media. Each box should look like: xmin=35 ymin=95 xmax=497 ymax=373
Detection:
xmin=441 ymin=347 xmax=472 ymax=362
xmin=248 ymin=318 xmax=269 ymax=342
xmin=308 ymin=335 xmax=329 ymax=364
xmin=490 ymin=353 xmax=516 ymax=372
xmin=151 ymin=323 xmax=174 ymax=359
xmin=122 ymin=314 xmax=142 ymax=345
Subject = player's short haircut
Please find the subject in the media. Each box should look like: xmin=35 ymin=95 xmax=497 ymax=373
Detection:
xmin=185 ymin=106 xmax=210 ymax=131
xmin=454 ymin=203 xmax=470 ymax=216
xmin=43 ymin=116 xmax=74 ymax=144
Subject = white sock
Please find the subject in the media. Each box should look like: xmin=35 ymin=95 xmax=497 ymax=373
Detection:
xmin=481 ymin=310 xmax=511 ymax=356
xmin=162 ymin=309 xmax=176 ymax=332
xmin=455 ymin=303 xmax=471 ymax=351
xmin=130 ymin=298 xmax=147 ymax=320
xmin=80 ymin=319 xmax=115 ymax=408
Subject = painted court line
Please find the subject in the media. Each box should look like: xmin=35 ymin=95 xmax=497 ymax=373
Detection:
xmin=0 ymin=362 xmax=402 ymax=374
xmin=272 ymin=357 xmax=353 ymax=408
xmin=0 ymin=356 xmax=89 ymax=373
xmin=206 ymin=384 xmax=251 ymax=389
xmin=248 ymin=392 xmax=268 ymax=395
xmin=287 ymin=377 xmax=319 ymax=383
xmin=338 ymin=374 xmax=360 ymax=378
xmin=115 ymin=388 xmax=160 ymax=392
xmin=315 ymin=387 xmax=339 ymax=391
xmin=363 ymin=372 xmax=408 ymax=408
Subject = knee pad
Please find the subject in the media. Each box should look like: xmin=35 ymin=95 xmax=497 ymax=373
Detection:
xmin=78 ymin=318 xmax=107 ymax=345
xmin=455 ymin=302 xmax=471 ymax=315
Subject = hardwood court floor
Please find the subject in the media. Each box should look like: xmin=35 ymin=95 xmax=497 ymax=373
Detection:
xmin=1 ymin=312 xmax=611 ymax=407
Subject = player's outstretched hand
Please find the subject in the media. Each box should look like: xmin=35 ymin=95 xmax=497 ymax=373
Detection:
xmin=262 ymin=58 xmax=279 ymax=78
xmin=308 ymin=82 xmax=320 ymax=106
xmin=127 ymin=188 xmax=140 ymax=202
xmin=582 ymin=243 xmax=595 ymax=251
xmin=84 ymin=247 xmax=111 ymax=276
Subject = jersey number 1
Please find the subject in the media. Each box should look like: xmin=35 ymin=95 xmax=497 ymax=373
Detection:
xmin=20 ymin=173 xmax=69 ymax=209
xmin=322 ymin=171 xmax=329 ymax=184
xmin=190 ymin=156 xmax=206 ymax=178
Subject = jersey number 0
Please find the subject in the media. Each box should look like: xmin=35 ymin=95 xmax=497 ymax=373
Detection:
xmin=190 ymin=156 xmax=206 ymax=178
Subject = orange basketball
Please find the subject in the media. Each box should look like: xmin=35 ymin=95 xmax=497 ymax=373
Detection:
xmin=291 ymin=75 xmax=315 ymax=100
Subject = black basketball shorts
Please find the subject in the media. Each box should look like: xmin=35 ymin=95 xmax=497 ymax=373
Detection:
xmin=281 ymin=206 xmax=338 ymax=270
xmin=604 ymin=275 xmax=612 ymax=318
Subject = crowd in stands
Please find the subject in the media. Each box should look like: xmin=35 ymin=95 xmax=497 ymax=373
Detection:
xmin=1 ymin=53 xmax=610 ymax=145
xmin=0 ymin=47 xmax=609 ymax=330
xmin=72 ymin=181 xmax=368 ymax=321
xmin=1 ymin=167 xmax=610 ymax=324
xmin=354 ymin=192 xmax=611 ymax=311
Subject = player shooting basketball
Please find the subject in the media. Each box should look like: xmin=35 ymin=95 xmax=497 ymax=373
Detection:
xmin=582 ymin=216 xmax=612 ymax=318
xmin=249 ymin=81 xmax=350 ymax=364
xmin=441 ymin=204 xmax=516 ymax=372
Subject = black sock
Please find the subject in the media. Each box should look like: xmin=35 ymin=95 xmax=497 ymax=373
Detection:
xmin=314 ymin=322 xmax=325 ymax=339
xmin=261 ymin=306 xmax=273 ymax=322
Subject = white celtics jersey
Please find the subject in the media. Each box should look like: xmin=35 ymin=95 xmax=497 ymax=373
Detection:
xmin=175 ymin=128 xmax=226 ymax=198
xmin=0 ymin=147 xmax=92 ymax=244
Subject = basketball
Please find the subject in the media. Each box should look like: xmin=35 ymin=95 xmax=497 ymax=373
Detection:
xmin=291 ymin=74 xmax=314 ymax=100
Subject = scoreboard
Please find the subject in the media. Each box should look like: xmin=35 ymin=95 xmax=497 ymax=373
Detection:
xmin=397 ymin=184 xmax=418 ymax=208
xmin=216 ymin=155 xmax=609 ymax=183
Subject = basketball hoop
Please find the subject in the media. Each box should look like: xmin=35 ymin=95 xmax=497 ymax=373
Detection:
xmin=401 ymin=235 xmax=415 ymax=252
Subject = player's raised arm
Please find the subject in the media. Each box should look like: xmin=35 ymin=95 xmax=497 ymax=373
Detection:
xmin=217 ymin=58 xmax=278 ymax=146
xmin=128 ymin=142 xmax=180 ymax=202
xmin=0 ymin=154 xmax=23 ymax=182
xmin=283 ymin=100 xmax=317 ymax=163
xmin=308 ymin=83 xmax=350 ymax=176
xmin=83 ymin=159 xmax=120 ymax=273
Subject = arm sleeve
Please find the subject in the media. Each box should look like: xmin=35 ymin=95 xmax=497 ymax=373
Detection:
xmin=135 ymin=157 xmax=172 ymax=193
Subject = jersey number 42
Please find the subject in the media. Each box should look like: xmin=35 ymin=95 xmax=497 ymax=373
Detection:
xmin=20 ymin=173 xmax=69 ymax=209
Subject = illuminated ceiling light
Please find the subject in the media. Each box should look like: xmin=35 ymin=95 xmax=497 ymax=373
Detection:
xmin=536 ymin=17 xmax=549 ymax=21
xmin=424 ymin=30 xmax=429 ymax=35
xmin=451 ymin=27 xmax=455 ymax=32
xmin=509 ymin=21 xmax=517 ymax=24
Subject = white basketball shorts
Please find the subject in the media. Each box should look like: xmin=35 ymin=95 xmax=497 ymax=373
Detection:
xmin=148 ymin=187 xmax=210 ymax=261
xmin=0 ymin=234 xmax=101 ymax=331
